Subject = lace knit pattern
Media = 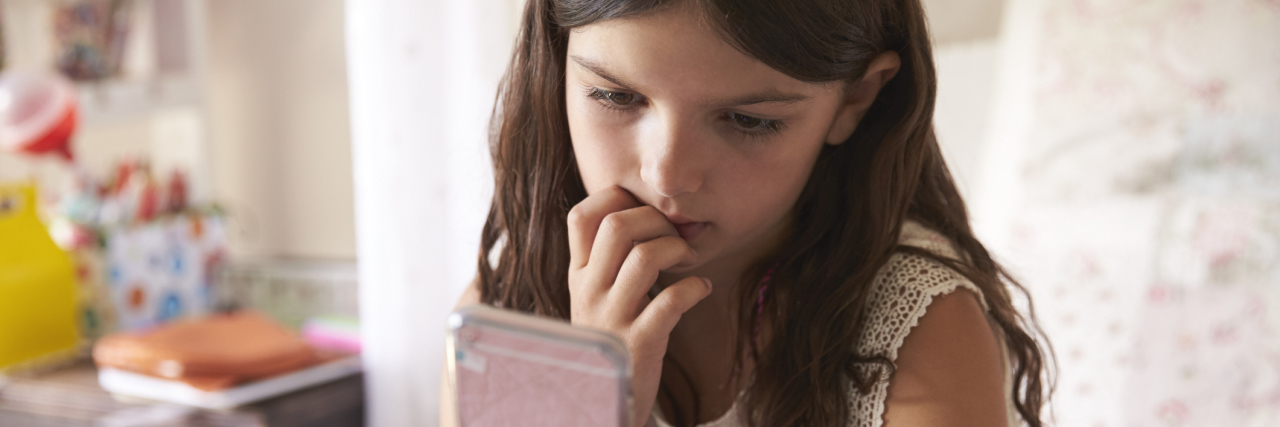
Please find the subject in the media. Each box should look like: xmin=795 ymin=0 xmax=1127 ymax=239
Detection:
xmin=846 ymin=226 xmax=988 ymax=427
xmin=652 ymin=222 xmax=997 ymax=427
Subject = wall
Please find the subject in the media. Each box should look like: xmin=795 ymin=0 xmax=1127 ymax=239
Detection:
xmin=923 ymin=0 xmax=1004 ymax=43
xmin=934 ymin=39 xmax=999 ymax=203
xmin=206 ymin=0 xmax=356 ymax=260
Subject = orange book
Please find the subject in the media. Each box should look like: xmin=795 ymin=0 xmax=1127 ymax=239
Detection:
xmin=93 ymin=311 xmax=330 ymax=391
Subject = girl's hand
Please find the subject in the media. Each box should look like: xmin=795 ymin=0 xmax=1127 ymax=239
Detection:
xmin=567 ymin=186 xmax=713 ymax=427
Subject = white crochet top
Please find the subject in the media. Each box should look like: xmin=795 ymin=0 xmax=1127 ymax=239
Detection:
xmin=652 ymin=221 xmax=1018 ymax=427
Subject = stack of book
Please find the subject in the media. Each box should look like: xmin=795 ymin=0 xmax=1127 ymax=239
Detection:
xmin=93 ymin=311 xmax=362 ymax=410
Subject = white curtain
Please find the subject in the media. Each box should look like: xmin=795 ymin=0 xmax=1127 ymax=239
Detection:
xmin=345 ymin=1 xmax=519 ymax=425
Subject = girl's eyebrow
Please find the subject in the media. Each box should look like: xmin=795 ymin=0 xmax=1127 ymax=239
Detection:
xmin=571 ymin=55 xmax=638 ymax=91
xmin=714 ymin=90 xmax=810 ymax=107
xmin=570 ymin=55 xmax=811 ymax=107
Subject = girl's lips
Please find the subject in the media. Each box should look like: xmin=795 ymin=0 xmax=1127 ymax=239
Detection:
xmin=673 ymin=221 xmax=709 ymax=240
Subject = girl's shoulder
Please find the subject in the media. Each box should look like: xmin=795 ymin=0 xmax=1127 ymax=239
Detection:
xmin=847 ymin=220 xmax=1011 ymax=427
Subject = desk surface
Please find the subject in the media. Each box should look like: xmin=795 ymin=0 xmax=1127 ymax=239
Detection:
xmin=0 ymin=360 xmax=364 ymax=427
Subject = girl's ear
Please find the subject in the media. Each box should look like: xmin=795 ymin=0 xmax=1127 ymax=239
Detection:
xmin=824 ymin=52 xmax=902 ymax=145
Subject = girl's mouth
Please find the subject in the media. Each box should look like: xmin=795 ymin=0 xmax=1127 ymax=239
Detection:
xmin=673 ymin=221 xmax=709 ymax=240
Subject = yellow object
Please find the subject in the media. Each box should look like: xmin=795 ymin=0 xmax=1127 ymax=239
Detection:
xmin=0 ymin=183 xmax=79 ymax=371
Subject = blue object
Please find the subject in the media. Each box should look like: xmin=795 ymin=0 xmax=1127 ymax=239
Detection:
xmin=157 ymin=293 xmax=183 ymax=321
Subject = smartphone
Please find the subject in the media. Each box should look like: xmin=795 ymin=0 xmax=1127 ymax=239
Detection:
xmin=446 ymin=305 xmax=633 ymax=427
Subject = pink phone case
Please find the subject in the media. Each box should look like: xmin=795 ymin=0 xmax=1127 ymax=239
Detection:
xmin=447 ymin=305 xmax=632 ymax=427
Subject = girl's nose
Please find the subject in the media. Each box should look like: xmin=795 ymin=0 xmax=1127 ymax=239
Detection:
xmin=639 ymin=118 xmax=705 ymax=198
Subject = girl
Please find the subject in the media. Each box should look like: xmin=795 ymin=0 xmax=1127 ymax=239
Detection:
xmin=445 ymin=0 xmax=1052 ymax=425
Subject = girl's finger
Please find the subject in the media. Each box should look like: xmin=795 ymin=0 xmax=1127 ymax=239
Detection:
xmin=567 ymin=186 xmax=641 ymax=270
xmin=608 ymin=235 xmax=696 ymax=316
xmin=632 ymin=276 xmax=712 ymax=340
xmin=583 ymin=206 xmax=679 ymax=289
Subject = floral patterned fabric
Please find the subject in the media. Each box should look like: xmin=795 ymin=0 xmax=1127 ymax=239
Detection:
xmin=990 ymin=1 xmax=1280 ymax=425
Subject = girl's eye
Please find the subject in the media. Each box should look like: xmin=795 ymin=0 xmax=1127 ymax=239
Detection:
xmin=588 ymin=88 xmax=642 ymax=108
xmin=604 ymin=91 xmax=636 ymax=105
xmin=730 ymin=113 xmax=765 ymax=129
xmin=726 ymin=112 xmax=785 ymax=136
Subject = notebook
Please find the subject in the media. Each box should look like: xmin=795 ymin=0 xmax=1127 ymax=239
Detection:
xmin=98 ymin=355 xmax=362 ymax=409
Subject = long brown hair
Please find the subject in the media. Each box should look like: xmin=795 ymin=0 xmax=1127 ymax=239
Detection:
xmin=476 ymin=0 xmax=1053 ymax=425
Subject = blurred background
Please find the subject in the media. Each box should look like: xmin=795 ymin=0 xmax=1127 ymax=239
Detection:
xmin=0 ymin=0 xmax=1276 ymax=426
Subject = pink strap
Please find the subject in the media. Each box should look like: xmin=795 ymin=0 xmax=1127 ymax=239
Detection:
xmin=752 ymin=267 xmax=775 ymax=353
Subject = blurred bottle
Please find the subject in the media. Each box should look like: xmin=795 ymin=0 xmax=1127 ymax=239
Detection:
xmin=0 ymin=183 xmax=80 ymax=372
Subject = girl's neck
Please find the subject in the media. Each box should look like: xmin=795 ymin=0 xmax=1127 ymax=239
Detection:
xmin=652 ymin=220 xmax=789 ymax=423
xmin=660 ymin=255 xmax=750 ymax=316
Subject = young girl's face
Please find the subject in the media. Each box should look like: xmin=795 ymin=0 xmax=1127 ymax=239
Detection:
xmin=565 ymin=4 xmax=852 ymax=272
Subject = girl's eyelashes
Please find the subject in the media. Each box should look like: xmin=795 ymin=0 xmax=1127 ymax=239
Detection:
xmin=585 ymin=86 xmax=786 ymax=139
xmin=587 ymin=87 xmax=644 ymax=110
xmin=725 ymin=112 xmax=786 ymax=138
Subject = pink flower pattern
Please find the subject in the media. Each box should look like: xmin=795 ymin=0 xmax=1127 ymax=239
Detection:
xmin=993 ymin=0 xmax=1280 ymax=425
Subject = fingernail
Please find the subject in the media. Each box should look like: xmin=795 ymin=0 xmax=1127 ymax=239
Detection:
xmin=702 ymin=277 xmax=713 ymax=291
